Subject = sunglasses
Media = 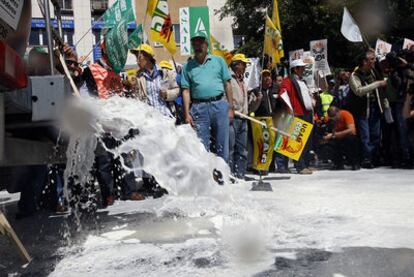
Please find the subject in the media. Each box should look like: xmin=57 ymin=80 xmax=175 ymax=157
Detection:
xmin=65 ymin=60 xmax=79 ymax=66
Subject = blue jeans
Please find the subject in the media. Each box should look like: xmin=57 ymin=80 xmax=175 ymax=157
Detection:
xmin=229 ymin=118 xmax=248 ymax=178
xmin=357 ymin=104 xmax=381 ymax=162
xmin=275 ymin=153 xmax=289 ymax=170
xmin=191 ymin=99 xmax=230 ymax=163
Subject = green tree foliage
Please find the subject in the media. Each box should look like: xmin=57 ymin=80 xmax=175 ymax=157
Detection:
xmin=219 ymin=0 xmax=414 ymax=69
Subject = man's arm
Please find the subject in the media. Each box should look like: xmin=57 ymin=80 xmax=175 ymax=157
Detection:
xmin=182 ymin=88 xmax=194 ymax=126
xmin=224 ymin=80 xmax=234 ymax=122
xmin=403 ymin=93 xmax=414 ymax=119
xmin=349 ymin=72 xmax=386 ymax=97
xmin=334 ymin=124 xmax=356 ymax=139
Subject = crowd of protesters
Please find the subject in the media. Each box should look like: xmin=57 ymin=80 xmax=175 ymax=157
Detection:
xmin=13 ymin=32 xmax=414 ymax=219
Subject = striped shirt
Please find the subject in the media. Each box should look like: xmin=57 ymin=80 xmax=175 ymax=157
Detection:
xmin=139 ymin=66 xmax=172 ymax=117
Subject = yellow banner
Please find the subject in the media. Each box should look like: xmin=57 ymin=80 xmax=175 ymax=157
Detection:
xmin=148 ymin=0 xmax=177 ymax=55
xmin=275 ymin=117 xmax=313 ymax=161
xmin=251 ymin=117 xmax=276 ymax=171
xmin=210 ymin=34 xmax=233 ymax=65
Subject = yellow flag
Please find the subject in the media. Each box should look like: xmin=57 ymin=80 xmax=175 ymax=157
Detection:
xmin=148 ymin=0 xmax=177 ymax=55
xmin=251 ymin=117 xmax=276 ymax=171
xmin=210 ymin=35 xmax=233 ymax=65
xmin=146 ymin=0 xmax=157 ymax=15
xmin=275 ymin=117 xmax=313 ymax=161
xmin=263 ymin=0 xmax=284 ymax=67
xmin=264 ymin=15 xmax=284 ymax=67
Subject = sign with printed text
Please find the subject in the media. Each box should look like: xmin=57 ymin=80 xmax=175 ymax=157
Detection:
xmin=275 ymin=117 xmax=314 ymax=161
xmin=302 ymin=51 xmax=316 ymax=89
xmin=251 ymin=117 xmax=276 ymax=171
xmin=375 ymin=39 xmax=392 ymax=60
xmin=244 ymin=57 xmax=261 ymax=91
xmin=310 ymin=39 xmax=331 ymax=76
xmin=0 ymin=0 xmax=24 ymax=30
xmin=403 ymin=38 xmax=414 ymax=50
xmin=179 ymin=6 xmax=210 ymax=55
xmin=289 ymin=49 xmax=304 ymax=68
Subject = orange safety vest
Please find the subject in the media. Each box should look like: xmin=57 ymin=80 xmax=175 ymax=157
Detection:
xmin=88 ymin=63 xmax=123 ymax=99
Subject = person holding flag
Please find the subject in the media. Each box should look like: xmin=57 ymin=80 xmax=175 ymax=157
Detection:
xmin=181 ymin=32 xmax=234 ymax=164
xmin=228 ymin=54 xmax=261 ymax=179
xmin=278 ymin=59 xmax=315 ymax=174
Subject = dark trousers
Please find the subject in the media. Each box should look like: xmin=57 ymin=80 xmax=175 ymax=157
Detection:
xmin=326 ymin=135 xmax=360 ymax=166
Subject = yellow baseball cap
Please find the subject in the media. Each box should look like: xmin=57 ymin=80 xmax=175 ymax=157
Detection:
xmin=231 ymin=53 xmax=250 ymax=64
xmin=131 ymin=44 xmax=155 ymax=57
xmin=261 ymin=69 xmax=271 ymax=75
xmin=159 ymin=60 xmax=173 ymax=70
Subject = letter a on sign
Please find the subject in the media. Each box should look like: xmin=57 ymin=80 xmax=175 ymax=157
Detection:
xmin=195 ymin=18 xmax=207 ymax=36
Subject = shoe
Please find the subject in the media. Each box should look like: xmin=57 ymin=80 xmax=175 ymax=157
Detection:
xmin=130 ymin=192 xmax=145 ymax=201
xmin=361 ymin=160 xmax=374 ymax=169
xmin=298 ymin=168 xmax=313 ymax=175
xmin=106 ymin=196 xmax=114 ymax=206
xmin=56 ymin=203 xmax=69 ymax=214
xmin=276 ymin=168 xmax=291 ymax=174
xmin=330 ymin=164 xmax=345 ymax=170
xmin=351 ymin=164 xmax=361 ymax=171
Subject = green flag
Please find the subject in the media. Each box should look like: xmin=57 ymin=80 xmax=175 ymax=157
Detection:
xmin=102 ymin=0 xmax=135 ymax=32
xmin=105 ymin=20 xmax=129 ymax=73
xmin=128 ymin=24 xmax=144 ymax=49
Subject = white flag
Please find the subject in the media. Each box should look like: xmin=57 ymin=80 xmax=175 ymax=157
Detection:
xmin=341 ymin=7 xmax=363 ymax=42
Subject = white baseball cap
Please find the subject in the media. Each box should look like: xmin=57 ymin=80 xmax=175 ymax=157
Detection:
xmin=290 ymin=59 xmax=307 ymax=68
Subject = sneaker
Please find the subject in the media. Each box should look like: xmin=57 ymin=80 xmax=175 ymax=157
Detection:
xmin=276 ymin=168 xmax=291 ymax=174
xmin=361 ymin=160 xmax=374 ymax=169
xmin=130 ymin=192 xmax=145 ymax=201
xmin=330 ymin=164 xmax=345 ymax=171
xmin=106 ymin=196 xmax=114 ymax=206
xmin=351 ymin=164 xmax=361 ymax=171
xmin=56 ymin=203 xmax=69 ymax=214
xmin=298 ymin=168 xmax=313 ymax=175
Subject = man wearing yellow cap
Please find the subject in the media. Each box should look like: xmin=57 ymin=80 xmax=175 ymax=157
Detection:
xmin=228 ymin=54 xmax=261 ymax=178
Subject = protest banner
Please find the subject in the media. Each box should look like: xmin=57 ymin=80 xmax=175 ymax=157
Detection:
xmin=244 ymin=58 xmax=261 ymax=91
xmin=375 ymin=39 xmax=392 ymax=60
xmin=180 ymin=6 xmax=211 ymax=55
xmin=251 ymin=117 xmax=276 ymax=171
xmin=403 ymin=38 xmax=414 ymax=50
xmin=302 ymin=51 xmax=316 ymax=89
xmin=275 ymin=116 xmax=314 ymax=161
xmin=148 ymin=0 xmax=176 ymax=54
xmin=310 ymin=39 xmax=331 ymax=76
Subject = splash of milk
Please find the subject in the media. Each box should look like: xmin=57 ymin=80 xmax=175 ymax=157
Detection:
xmin=60 ymin=96 xmax=273 ymax=266
xmin=63 ymin=96 xmax=230 ymax=197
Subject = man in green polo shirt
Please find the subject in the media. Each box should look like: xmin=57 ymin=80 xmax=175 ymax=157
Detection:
xmin=181 ymin=32 xmax=234 ymax=163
